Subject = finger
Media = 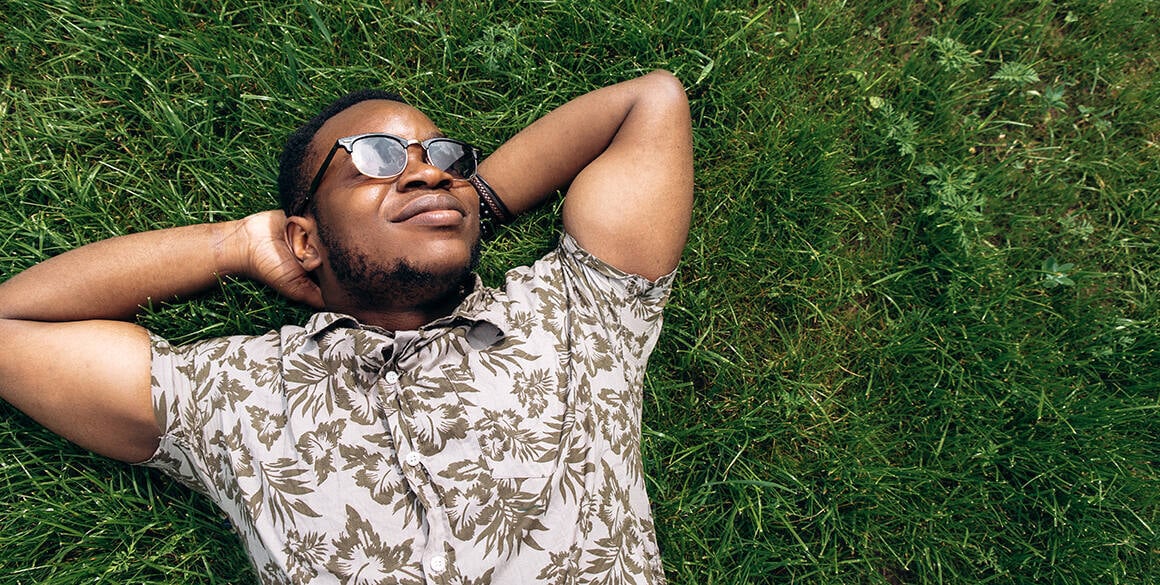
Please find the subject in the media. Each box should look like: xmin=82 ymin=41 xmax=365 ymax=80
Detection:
xmin=286 ymin=278 xmax=325 ymax=309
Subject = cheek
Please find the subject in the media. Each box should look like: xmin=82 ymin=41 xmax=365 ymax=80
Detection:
xmin=319 ymin=180 xmax=391 ymax=213
xmin=316 ymin=200 xmax=389 ymax=243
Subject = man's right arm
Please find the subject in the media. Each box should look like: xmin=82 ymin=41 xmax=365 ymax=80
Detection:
xmin=0 ymin=211 xmax=321 ymax=462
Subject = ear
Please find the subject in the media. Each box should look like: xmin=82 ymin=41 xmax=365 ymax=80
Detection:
xmin=285 ymin=215 xmax=323 ymax=272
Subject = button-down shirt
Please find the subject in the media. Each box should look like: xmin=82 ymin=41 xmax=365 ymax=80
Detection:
xmin=142 ymin=234 xmax=673 ymax=584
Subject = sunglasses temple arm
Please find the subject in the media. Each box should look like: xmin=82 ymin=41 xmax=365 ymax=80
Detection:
xmin=302 ymin=143 xmax=344 ymax=210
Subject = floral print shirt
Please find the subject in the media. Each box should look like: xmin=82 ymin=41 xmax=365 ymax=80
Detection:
xmin=142 ymin=234 xmax=673 ymax=585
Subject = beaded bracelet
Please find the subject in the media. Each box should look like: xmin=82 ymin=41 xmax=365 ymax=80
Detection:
xmin=469 ymin=174 xmax=514 ymax=240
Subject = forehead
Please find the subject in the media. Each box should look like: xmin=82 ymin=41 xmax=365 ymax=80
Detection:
xmin=312 ymin=100 xmax=442 ymax=154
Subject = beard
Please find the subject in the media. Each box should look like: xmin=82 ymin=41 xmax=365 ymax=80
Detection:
xmin=317 ymin=219 xmax=481 ymax=311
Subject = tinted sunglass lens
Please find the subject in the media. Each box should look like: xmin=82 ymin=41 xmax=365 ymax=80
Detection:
xmin=429 ymin=140 xmax=475 ymax=178
xmin=351 ymin=137 xmax=407 ymax=178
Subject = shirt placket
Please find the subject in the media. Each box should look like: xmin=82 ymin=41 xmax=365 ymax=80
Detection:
xmin=377 ymin=329 xmax=456 ymax=584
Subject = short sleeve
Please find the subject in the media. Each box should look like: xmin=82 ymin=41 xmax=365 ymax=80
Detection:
xmin=551 ymin=232 xmax=676 ymax=376
xmin=138 ymin=331 xmax=284 ymax=498
xmin=138 ymin=333 xmax=212 ymax=493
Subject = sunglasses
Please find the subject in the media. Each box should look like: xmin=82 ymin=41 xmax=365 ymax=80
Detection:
xmin=301 ymin=133 xmax=480 ymax=213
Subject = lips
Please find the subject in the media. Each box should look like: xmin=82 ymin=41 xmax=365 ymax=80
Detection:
xmin=392 ymin=193 xmax=467 ymax=223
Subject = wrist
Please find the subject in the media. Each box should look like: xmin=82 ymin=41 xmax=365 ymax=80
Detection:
xmin=470 ymin=174 xmax=514 ymax=240
xmin=210 ymin=218 xmax=254 ymax=278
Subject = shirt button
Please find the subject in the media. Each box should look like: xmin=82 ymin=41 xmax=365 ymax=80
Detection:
xmin=429 ymin=554 xmax=447 ymax=574
xmin=384 ymin=371 xmax=400 ymax=384
xmin=405 ymin=452 xmax=422 ymax=467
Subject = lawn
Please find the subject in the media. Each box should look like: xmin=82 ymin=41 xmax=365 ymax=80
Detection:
xmin=1 ymin=0 xmax=1156 ymax=583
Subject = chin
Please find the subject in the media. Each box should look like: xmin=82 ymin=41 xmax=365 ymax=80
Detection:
xmin=318 ymin=216 xmax=482 ymax=308
xmin=418 ymin=229 xmax=482 ymax=270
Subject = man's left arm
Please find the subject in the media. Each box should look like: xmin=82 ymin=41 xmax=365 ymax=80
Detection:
xmin=477 ymin=71 xmax=693 ymax=280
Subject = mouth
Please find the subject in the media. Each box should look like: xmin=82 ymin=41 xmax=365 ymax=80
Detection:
xmin=392 ymin=193 xmax=468 ymax=225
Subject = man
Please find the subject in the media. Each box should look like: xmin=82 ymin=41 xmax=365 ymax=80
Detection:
xmin=0 ymin=70 xmax=693 ymax=584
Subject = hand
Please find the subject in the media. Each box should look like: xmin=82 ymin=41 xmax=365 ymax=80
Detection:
xmin=236 ymin=210 xmax=325 ymax=308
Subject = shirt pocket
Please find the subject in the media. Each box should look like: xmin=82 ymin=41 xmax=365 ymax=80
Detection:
xmin=473 ymin=405 xmax=562 ymax=479
xmin=441 ymin=364 xmax=566 ymax=480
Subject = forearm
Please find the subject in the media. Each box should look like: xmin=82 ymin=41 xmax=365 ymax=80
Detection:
xmin=0 ymin=220 xmax=247 ymax=322
xmin=477 ymin=70 xmax=675 ymax=215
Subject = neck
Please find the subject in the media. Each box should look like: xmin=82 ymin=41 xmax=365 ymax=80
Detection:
xmin=339 ymin=298 xmax=461 ymax=331
xmin=319 ymin=277 xmax=471 ymax=331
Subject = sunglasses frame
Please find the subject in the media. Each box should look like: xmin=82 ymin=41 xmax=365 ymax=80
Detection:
xmin=299 ymin=133 xmax=480 ymax=215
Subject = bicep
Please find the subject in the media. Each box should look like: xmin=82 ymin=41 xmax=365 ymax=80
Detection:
xmin=563 ymin=72 xmax=694 ymax=281
xmin=0 ymin=319 xmax=159 ymax=463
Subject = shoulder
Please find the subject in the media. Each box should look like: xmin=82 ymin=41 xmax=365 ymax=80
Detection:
xmin=496 ymin=233 xmax=675 ymax=329
xmin=150 ymin=328 xmax=287 ymax=367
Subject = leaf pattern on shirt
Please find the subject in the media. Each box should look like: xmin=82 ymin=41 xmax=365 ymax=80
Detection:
xmin=571 ymin=330 xmax=615 ymax=377
xmin=536 ymin=546 xmax=582 ymax=584
xmin=283 ymin=529 xmax=328 ymax=583
xmin=597 ymin=386 xmax=641 ymax=462
xmin=283 ymin=352 xmax=342 ymax=421
xmin=143 ymin=235 xmax=674 ymax=584
xmin=446 ymin=481 xmax=492 ymax=539
xmin=219 ymin=376 xmax=255 ymax=410
xmin=327 ymin=506 xmax=423 ymax=585
xmin=401 ymin=402 xmax=470 ymax=454
xmin=512 ymin=368 xmax=553 ymax=418
xmin=337 ymin=442 xmax=411 ymax=512
xmin=246 ymin=405 xmax=286 ymax=449
xmin=333 ymin=377 xmax=378 ymax=426
xmin=295 ymin=419 xmax=345 ymax=483
xmin=473 ymin=478 xmax=550 ymax=557
xmin=256 ymin=458 xmax=322 ymax=527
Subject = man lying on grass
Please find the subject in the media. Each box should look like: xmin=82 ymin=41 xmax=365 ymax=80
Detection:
xmin=0 ymin=70 xmax=692 ymax=584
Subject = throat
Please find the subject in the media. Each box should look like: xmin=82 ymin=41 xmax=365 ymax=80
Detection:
xmin=325 ymin=268 xmax=474 ymax=331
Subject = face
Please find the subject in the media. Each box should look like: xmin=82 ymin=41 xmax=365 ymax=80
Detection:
xmin=302 ymin=100 xmax=482 ymax=310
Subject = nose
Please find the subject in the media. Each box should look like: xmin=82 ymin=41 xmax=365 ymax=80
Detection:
xmin=397 ymin=143 xmax=454 ymax=191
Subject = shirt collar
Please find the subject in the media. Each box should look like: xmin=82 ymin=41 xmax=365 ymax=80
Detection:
xmin=301 ymin=274 xmax=509 ymax=346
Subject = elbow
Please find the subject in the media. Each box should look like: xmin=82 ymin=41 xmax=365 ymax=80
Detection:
xmin=643 ymin=70 xmax=690 ymax=107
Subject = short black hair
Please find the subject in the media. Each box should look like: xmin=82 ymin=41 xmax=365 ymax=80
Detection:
xmin=277 ymin=89 xmax=406 ymax=216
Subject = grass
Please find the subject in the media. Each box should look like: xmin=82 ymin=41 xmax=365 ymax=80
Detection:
xmin=1 ymin=0 xmax=1156 ymax=583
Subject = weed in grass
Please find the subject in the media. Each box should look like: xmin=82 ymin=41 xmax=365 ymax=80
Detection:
xmin=870 ymin=99 xmax=922 ymax=159
xmin=1040 ymin=257 xmax=1076 ymax=289
xmin=992 ymin=61 xmax=1041 ymax=86
xmin=928 ymin=36 xmax=981 ymax=72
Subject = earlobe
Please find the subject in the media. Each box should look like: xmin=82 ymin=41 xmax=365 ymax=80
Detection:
xmin=285 ymin=216 xmax=323 ymax=271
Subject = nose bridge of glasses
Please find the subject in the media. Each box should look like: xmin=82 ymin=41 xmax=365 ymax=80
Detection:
xmin=403 ymin=139 xmax=429 ymax=166
xmin=405 ymin=138 xmax=459 ymax=174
